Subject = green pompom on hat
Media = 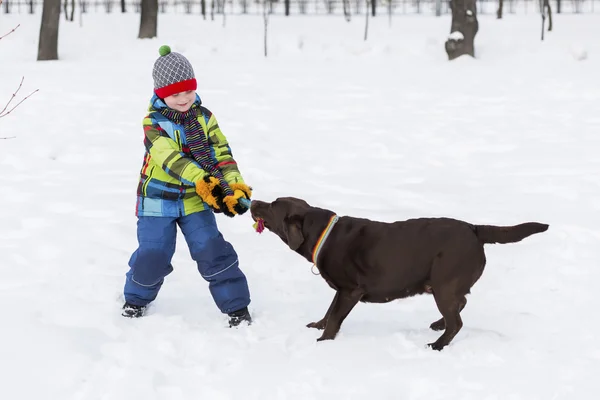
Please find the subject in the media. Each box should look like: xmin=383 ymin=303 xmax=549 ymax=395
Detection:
xmin=158 ymin=45 xmax=171 ymax=57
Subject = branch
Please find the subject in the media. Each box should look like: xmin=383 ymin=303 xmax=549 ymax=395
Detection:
xmin=0 ymin=24 xmax=20 ymax=41
xmin=0 ymin=77 xmax=39 ymax=119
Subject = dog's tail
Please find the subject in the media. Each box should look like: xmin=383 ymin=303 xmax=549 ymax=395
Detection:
xmin=474 ymin=222 xmax=549 ymax=244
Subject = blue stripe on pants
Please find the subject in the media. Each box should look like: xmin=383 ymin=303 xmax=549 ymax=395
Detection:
xmin=124 ymin=210 xmax=250 ymax=314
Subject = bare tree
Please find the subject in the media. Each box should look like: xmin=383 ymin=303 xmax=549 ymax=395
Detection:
xmin=285 ymin=0 xmax=290 ymax=16
xmin=540 ymin=0 xmax=553 ymax=40
xmin=139 ymin=0 xmax=158 ymax=39
xmin=1 ymin=77 xmax=39 ymax=121
xmin=436 ymin=0 xmax=442 ymax=16
xmin=497 ymin=0 xmax=504 ymax=18
xmin=63 ymin=0 xmax=75 ymax=21
xmin=121 ymin=0 xmax=126 ymax=13
xmin=1 ymin=19 xmax=39 ymax=138
xmin=343 ymin=0 xmax=351 ymax=22
xmin=38 ymin=0 xmax=61 ymax=61
xmin=364 ymin=0 xmax=370 ymax=41
xmin=201 ymin=0 xmax=206 ymax=19
xmin=445 ymin=0 xmax=479 ymax=60
xmin=263 ymin=0 xmax=269 ymax=57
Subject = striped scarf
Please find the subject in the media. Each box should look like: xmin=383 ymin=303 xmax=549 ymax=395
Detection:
xmin=160 ymin=106 xmax=233 ymax=196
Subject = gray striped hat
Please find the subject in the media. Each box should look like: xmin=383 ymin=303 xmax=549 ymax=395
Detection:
xmin=153 ymin=45 xmax=197 ymax=99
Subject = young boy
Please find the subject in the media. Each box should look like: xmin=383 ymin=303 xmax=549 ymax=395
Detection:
xmin=122 ymin=45 xmax=252 ymax=327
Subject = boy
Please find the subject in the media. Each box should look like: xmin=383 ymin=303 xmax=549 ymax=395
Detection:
xmin=122 ymin=45 xmax=252 ymax=327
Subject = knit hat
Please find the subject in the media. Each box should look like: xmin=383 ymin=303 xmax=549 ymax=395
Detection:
xmin=152 ymin=45 xmax=197 ymax=99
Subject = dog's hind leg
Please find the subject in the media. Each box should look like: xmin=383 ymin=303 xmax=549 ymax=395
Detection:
xmin=428 ymin=284 xmax=466 ymax=351
xmin=307 ymin=291 xmax=339 ymax=330
xmin=316 ymin=288 xmax=364 ymax=342
xmin=430 ymin=296 xmax=467 ymax=331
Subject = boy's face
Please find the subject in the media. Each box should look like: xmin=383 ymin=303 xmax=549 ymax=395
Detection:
xmin=164 ymin=90 xmax=196 ymax=112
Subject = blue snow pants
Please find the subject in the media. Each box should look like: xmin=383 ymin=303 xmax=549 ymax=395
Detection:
xmin=124 ymin=210 xmax=250 ymax=314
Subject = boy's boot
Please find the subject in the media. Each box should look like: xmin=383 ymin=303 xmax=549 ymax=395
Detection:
xmin=228 ymin=306 xmax=252 ymax=327
xmin=122 ymin=302 xmax=146 ymax=318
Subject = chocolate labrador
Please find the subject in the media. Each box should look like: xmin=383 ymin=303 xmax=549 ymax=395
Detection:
xmin=250 ymin=197 xmax=548 ymax=350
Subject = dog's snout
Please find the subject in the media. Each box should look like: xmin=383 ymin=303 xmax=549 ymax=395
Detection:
xmin=250 ymin=200 xmax=267 ymax=219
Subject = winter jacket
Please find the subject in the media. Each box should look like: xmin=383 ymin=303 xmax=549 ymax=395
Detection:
xmin=135 ymin=94 xmax=245 ymax=217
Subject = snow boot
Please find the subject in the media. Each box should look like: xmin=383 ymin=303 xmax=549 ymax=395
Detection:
xmin=122 ymin=302 xmax=146 ymax=318
xmin=228 ymin=306 xmax=252 ymax=327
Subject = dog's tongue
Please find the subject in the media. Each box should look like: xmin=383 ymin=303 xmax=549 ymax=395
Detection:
xmin=253 ymin=219 xmax=265 ymax=234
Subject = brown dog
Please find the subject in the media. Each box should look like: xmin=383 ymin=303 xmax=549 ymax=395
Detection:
xmin=250 ymin=197 xmax=548 ymax=350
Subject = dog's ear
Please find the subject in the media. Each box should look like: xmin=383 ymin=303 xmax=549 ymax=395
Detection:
xmin=283 ymin=216 xmax=304 ymax=250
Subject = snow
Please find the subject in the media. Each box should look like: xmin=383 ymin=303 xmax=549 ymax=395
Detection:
xmin=2 ymin=11 xmax=600 ymax=400
xmin=448 ymin=31 xmax=464 ymax=41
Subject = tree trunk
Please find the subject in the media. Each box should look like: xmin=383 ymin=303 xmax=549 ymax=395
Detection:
xmin=541 ymin=0 xmax=553 ymax=40
xmin=222 ymin=0 xmax=226 ymax=27
xmin=263 ymin=0 xmax=269 ymax=57
xmin=364 ymin=0 xmax=369 ymax=41
xmin=201 ymin=0 xmax=206 ymax=19
xmin=3 ymin=0 xmax=9 ymax=14
xmin=121 ymin=0 xmax=126 ymax=13
xmin=557 ymin=0 xmax=561 ymax=13
xmin=435 ymin=0 xmax=442 ymax=16
xmin=546 ymin=0 xmax=553 ymax=31
xmin=138 ymin=0 xmax=158 ymax=39
xmin=387 ymin=0 xmax=391 ymax=25
xmin=371 ymin=0 xmax=376 ymax=16
xmin=445 ymin=0 xmax=478 ymax=61
xmin=70 ymin=0 xmax=75 ymax=21
xmin=29 ymin=0 xmax=34 ymax=14
xmin=285 ymin=0 xmax=290 ymax=16
xmin=497 ymin=0 xmax=503 ymax=18
xmin=38 ymin=0 xmax=61 ymax=61
xmin=343 ymin=0 xmax=351 ymax=21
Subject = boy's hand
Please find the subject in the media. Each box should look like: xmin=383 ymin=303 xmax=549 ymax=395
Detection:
xmin=195 ymin=176 xmax=222 ymax=210
xmin=230 ymin=183 xmax=252 ymax=199
xmin=222 ymin=189 xmax=250 ymax=217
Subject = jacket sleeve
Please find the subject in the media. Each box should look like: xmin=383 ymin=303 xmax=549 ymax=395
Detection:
xmin=143 ymin=115 xmax=207 ymax=186
xmin=205 ymin=112 xmax=245 ymax=184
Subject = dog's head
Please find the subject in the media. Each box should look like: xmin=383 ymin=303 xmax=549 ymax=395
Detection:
xmin=250 ymin=197 xmax=312 ymax=251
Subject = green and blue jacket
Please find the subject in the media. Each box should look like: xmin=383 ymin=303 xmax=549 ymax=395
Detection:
xmin=135 ymin=94 xmax=245 ymax=217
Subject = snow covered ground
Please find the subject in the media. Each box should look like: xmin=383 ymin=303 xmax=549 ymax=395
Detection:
xmin=1 ymin=11 xmax=600 ymax=400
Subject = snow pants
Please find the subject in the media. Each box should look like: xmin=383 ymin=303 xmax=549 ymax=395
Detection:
xmin=124 ymin=210 xmax=250 ymax=314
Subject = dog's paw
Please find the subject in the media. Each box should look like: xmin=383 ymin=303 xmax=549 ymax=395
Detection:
xmin=427 ymin=341 xmax=446 ymax=351
xmin=429 ymin=319 xmax=445 ymax=331
xmin=316 ymin=335 xmax=334 ymax=342
xmin=307 ymin=320 xmax=326 ymax=330
xmin=316 ymin=330 xmax=338 ymax=341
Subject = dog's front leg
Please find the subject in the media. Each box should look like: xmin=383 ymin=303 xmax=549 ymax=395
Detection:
xmin=307 ymin=291 xmax=339 ymax=330
xmin=317 ymin=288 xmax=364 ymax=342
